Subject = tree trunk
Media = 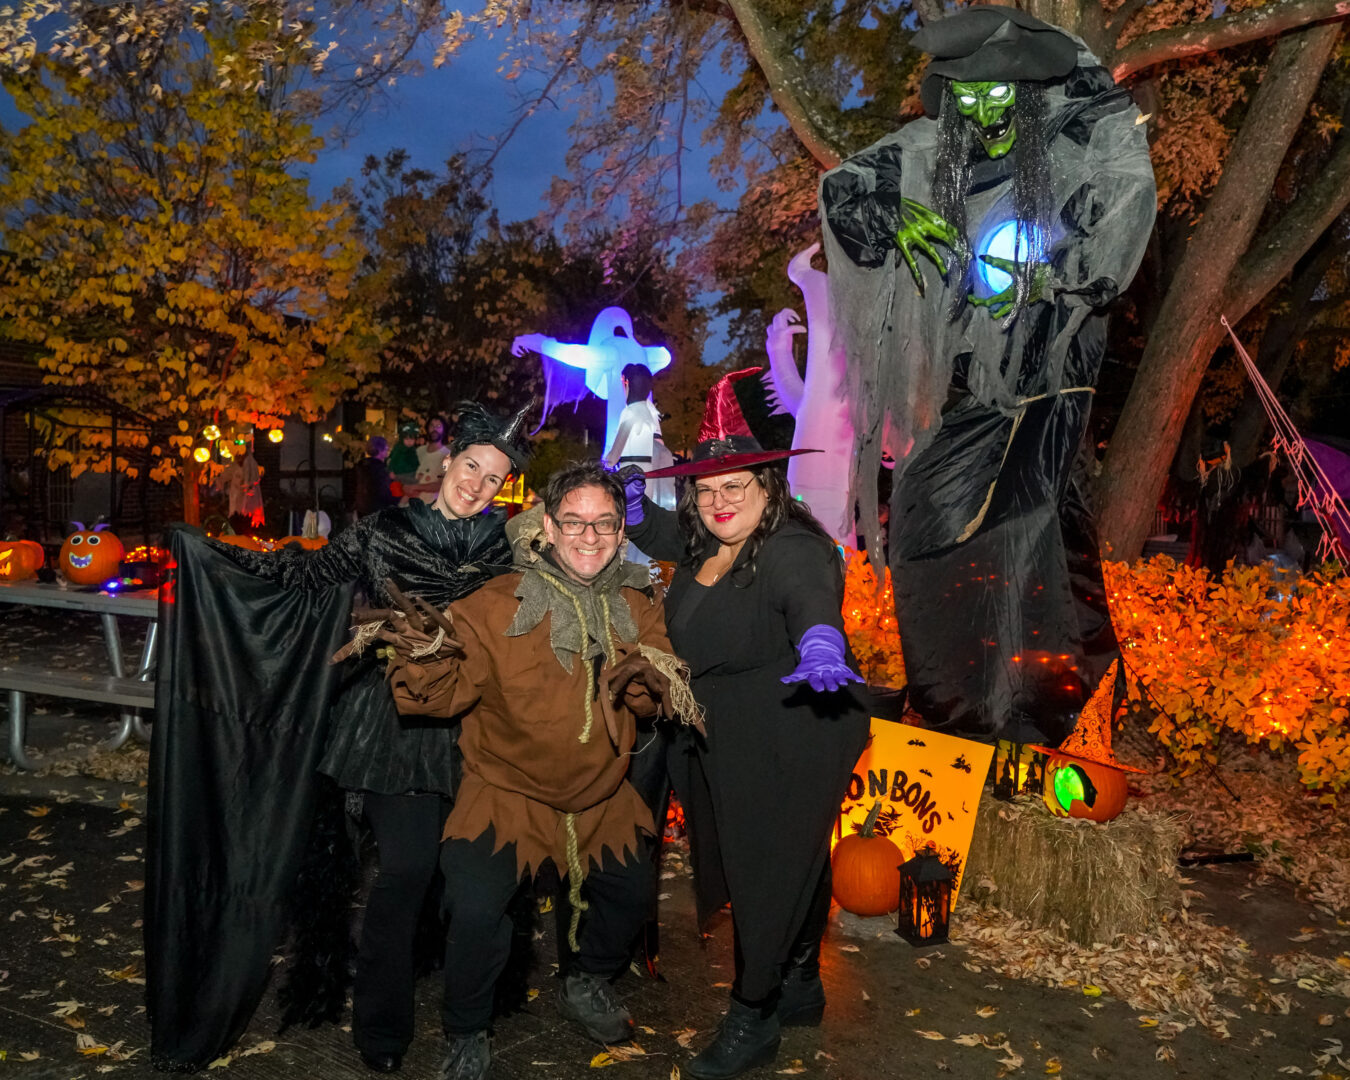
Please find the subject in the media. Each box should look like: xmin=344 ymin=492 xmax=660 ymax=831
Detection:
xmin=181 ymin=464 xmax=201 ymax=527
xmin=1094 ymin=23 xmax=1340 ymax=562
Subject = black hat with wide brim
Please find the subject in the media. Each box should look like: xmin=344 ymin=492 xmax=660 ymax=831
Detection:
xmin=915 ymin=5 xmax=1079 ymax=117
xmin=642 ymin=367 xmax=820 ymax=479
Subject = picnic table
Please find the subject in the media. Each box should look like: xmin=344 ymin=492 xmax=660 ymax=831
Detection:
xmin=0 ymin=579 xmax=158 ymax=770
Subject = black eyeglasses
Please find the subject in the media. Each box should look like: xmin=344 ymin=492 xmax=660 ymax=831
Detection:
xmin=693 ymin=477 xmax=759 ymax=507
xmin=555 ymin=518 xmax=622 ymax=536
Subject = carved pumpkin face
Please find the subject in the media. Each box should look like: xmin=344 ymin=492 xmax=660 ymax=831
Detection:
xmin=0 ymin=539 xmax=44 ymax=581
xmin=59 ymin=525 xmax=125 ymax=586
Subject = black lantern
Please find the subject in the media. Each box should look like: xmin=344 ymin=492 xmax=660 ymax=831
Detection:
xmin=991 ymin=740 xmax=1047 ymax=800
xmin=896 ymin=851 xmax=954 ymax=946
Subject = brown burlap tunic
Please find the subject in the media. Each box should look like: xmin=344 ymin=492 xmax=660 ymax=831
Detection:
xmin=388 ymin=557 xmax=674 ymax=881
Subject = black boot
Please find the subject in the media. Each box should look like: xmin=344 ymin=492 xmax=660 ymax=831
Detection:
xmin=777 ymin=961 xmax=825 ymax=1027
xmin=684 ymin=998 xmax=781 ymax=1080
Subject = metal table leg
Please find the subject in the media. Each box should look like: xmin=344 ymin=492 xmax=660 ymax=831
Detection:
xmin=99 ymin=612 xmax=135 ymax=751
xmin=7 ymin=688 xmax=40 ymax=771
xmin=131 ymin=620 xmax=157 ymax=742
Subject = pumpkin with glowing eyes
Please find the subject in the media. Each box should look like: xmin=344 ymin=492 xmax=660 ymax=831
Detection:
xmin=59 ymin=523 xmax=125 ymax=586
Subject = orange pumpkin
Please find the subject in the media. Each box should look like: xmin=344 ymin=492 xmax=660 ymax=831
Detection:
xmin=831 ymin=801 xmax=904 ymax=916
xmin=215 ymin=534 xmax=265 ymax=551
xmin=0 ymin=539 xmax=45 ymax=581
xmin=59 ymin=524 xmax=124 ymax=586
xmin=1042 ymin=754 xmax=1129 ymax=823
xmin=275 ymin=535 xmax=327 ymax=551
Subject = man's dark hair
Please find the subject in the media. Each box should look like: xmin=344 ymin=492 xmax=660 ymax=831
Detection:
xmin=622 ymin=363 xmax=653 ymax=404
xmin=366 ymin=435 xmax=389 ymax=458
xmin=540 ymin=460 xmax=624 ymax=521
xmin=932 ymin=80 xmax=1053 ymax=321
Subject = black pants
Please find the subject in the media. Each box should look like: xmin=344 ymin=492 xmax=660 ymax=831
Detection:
xmin=354 ymin=792 xmax=447 ymax=1056
xmin=732 ymin=863 xmax=833 ymax=1004
xmin=440 ymin=828 xmax=653 ymax=1035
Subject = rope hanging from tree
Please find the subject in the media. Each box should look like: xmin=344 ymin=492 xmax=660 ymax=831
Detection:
xmin=1224 ymin=316 xmax=1350 ymax=565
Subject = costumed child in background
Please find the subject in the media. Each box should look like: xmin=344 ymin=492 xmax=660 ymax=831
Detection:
xmin=820 ymin=5 xmax=1155 ymax=747
xmin=387 ymin=418 xmax=423 ymax=494
xmin=145 ymin=402 xmax=532 ymax=1074
xmin=604 ymin=363 xmax=676 ymax=512
xmin=410 ymin=416 xmax=453 ymax=505
xmin=625 ymin=369 xmax=871 ymax=1080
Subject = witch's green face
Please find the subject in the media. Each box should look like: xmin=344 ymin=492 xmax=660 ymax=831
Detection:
xmin=950 ymin=80 xmax=1017 ymax=158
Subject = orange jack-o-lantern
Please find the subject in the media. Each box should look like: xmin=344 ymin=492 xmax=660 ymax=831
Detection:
xmin=831 ymin=801 xmax=904 ymax=916
xmin=59 ymin=523 xmax=125 ymax=586
xmin=0 ymin=539 xmax=45 ymax=581
xmin=1042 ymin=754 xmax=1130 ymax=823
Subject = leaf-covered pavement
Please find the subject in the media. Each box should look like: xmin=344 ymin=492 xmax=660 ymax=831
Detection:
xmin=1 ymin=606 xmax=1348 ymax=1078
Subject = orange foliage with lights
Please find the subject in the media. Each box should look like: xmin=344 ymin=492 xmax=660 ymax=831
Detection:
xmin=842 ymin=550 xmax=906 ymax=689
xmin=1104 ymin=557 xmax=1350 ymax=798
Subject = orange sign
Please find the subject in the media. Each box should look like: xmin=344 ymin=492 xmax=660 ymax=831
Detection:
xmin=838 ymin=719 xmax=993 ymax=909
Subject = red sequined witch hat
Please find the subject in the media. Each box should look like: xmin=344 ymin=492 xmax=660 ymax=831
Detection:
xmin=643 ymin=367 xmax=819 ymax=479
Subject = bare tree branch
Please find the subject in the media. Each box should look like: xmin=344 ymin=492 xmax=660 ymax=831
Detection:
xmin=1223 ymin=134 xmax=1350 ymax=321
xmin=1111 ymin=0 xmax=1350 ymax=81
xmin=723 ymin=0 xmax=850 ymax=168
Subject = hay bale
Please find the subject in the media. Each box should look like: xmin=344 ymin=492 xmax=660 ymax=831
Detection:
xmin=963 ymin=793 xmax=1186 ymax=946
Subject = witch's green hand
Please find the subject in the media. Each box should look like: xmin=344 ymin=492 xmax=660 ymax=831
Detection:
xmin=968 ymin=254 xmax=1051 ymax=321
xmin=895 ymin=198 xmax=964 ymax=296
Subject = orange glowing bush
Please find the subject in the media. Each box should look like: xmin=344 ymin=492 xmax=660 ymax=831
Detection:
xmin=1104 ymin=557 xmax=1350 ymax=799
xmin=842 ymin=550 xmax=906 ymax=689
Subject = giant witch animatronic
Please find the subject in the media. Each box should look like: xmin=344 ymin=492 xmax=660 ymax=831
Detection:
xmin=820 ymin=6 xmax=1155 ymax=745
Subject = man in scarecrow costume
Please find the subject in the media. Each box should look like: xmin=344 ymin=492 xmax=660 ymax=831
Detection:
xmin=376 ymin=460 xmax=701 ymax=1080
xmin=820 ymin=5 xmax=1155 ymax=745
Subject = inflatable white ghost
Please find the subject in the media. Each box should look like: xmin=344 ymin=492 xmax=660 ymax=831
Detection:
xmin=512 ymin=307 xmax=672 ymax=454
xmin=763 ymin=243 xmax=856 ymax=541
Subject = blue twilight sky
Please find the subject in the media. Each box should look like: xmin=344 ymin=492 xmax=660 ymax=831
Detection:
xmin=0 ymin=19 xmax=742 ymax=362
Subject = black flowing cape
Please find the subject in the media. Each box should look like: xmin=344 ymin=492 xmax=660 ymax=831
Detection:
xmin=146 ymin=530 xmax=353 ymax=1070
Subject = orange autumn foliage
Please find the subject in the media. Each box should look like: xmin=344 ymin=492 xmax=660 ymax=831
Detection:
xmin=842 ymin=550 xmax=906 ymax=690
xmin=1104 ymin=557 xmax=1350 ymax=799
xmin=840 ymin=551 xmax=1350 ymax=798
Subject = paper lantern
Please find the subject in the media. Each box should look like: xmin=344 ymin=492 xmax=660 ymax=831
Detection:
xmin=59 ymin=524 xmax=125 ymax=586
xmin=0 ymin=539 xmax=45 ymax=581
xmin=831 ymin=801 xmax=903 ymax=916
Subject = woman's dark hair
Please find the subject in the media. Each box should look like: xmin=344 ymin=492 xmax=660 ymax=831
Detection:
xmin=676 ymin=463 xmax=833 ymax=583
xmin=622 ymin=363 xmax=653 ymax=405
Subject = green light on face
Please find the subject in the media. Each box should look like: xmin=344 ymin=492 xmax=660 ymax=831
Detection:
xmin=1053 ymin=764 xmax=1087 ymax=812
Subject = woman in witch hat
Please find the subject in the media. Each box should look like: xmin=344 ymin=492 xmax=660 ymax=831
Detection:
xmin=146 ymin=402 xmax=532 ymax=1074
xmin=625 ymin=370 xmax=871 ymax=1079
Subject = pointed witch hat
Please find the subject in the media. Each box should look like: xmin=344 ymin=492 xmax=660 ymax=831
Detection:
xmin=1032 ymin=659 xmax=1146 ymax=773
xmin=643 ymin=367 xmax=820 ymax=478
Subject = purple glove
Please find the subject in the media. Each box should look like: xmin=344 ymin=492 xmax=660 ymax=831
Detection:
xmin=618 ymin=465 xmax=646 ymax=528
xmin=781 ymin=625 xmax=864 ymax=693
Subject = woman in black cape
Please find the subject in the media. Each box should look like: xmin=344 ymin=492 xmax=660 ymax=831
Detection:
xmin=146 ymin=402 xmax=529 ymax=1074
xmin=625 ymin=369 xmax=870 ymax=1080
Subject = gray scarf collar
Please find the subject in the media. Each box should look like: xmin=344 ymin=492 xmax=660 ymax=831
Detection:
xmin=506 ymin=548 xmax=649 ymax=673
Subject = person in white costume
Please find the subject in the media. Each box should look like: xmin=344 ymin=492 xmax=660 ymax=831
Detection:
xmin=605 ymin=364 xmax=676 ymax=512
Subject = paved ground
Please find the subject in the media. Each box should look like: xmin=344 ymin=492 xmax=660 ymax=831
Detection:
xmin=2 ymin=605 xmax=1348 ymax=1079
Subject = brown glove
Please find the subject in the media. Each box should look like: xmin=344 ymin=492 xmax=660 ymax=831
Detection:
xmin=604 ymin=654 xmax=674 ymax=720
xmin=331 ymin=579 xmax=463 ymax=664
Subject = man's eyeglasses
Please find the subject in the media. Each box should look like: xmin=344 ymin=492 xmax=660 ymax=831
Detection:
xmin=694 ymin=477 xmax=758 ymax=507
xmin=555 ymin=518 xmax=622 ymax=536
